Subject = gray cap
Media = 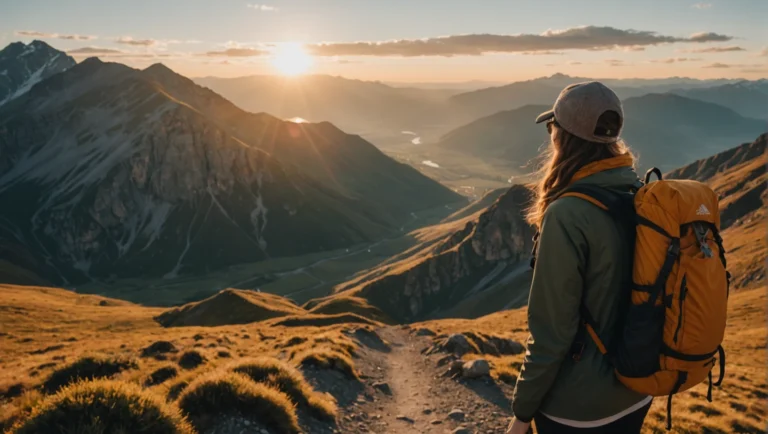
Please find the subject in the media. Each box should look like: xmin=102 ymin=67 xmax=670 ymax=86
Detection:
xmin=535 ymin=81 xmax=623 ymax=144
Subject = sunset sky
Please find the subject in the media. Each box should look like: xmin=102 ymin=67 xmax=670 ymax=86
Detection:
xmin=3 ymin=0 xmax=767 ymax=82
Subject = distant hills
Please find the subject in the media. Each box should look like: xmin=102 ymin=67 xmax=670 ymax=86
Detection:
xmin=0 ymin=40 xmax=74 ymax=106
xmin=0 ymin=52 xmax=460 ymax=284
xmin=669 ymin=80 xmax=768 ymax=120
xmin=434 ymin=94 xmax=766 ymax=173
xmin=194 ymin=74 xmax=464 ymax=147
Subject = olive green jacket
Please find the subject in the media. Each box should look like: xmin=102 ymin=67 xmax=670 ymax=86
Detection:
xmin=512 ymin=166 xmax=648 ymax=422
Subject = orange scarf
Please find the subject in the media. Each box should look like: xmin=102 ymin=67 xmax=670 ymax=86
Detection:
xmin=570 ymin=154 xmax=634 ymax=184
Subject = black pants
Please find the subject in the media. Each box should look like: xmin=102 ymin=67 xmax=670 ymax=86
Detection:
xmin=534 ymin=400 xmax=652 ymax=434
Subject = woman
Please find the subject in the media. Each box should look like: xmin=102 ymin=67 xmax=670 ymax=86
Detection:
xmin=507 ymin=81 xmax=652 ymax=434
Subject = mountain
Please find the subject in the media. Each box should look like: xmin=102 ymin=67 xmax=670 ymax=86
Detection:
xmin=194 ymin=75 xmax=464 ymax=147
xmin=448 ymin=73 xmax=749 ymax=120
xmin=0 ymin=58 xmax=460 ymax=284
xmin=322 ymin=185 xmax=535 ymax=322
xmin=670 ymin=80 xmax=768 ymax=120
xmin=435 ymin=95 xmax=766 ymax=173
xmin=0 ymin=40 xmax=75 ymax=106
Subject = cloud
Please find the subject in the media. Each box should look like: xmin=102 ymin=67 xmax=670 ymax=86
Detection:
xmin=204 ymin=48 xmax=267 ymax=57
xmin=68 ymin=47 xmax=124 ymax=55
xmin=247 ymin=3 xmax=278 ymax=11
xmin=567 ymin=61 xmax=583 ymax=65
xmin=759 ymin=47 xmax=768 ymax=57
xmin=691 ymin=3 xmax=712 ymax=8
xmin=306 ymin=26 xmax=733 ymax=57
xmin=521 ymin=50 xmax=565 ymax=55
xmin=650 ymin=57 xmax=703 ymax=63
xmin=115 ymin=37 xmax=158 ymax=46
xmin=685 ymin=45 xmax=745 ymax=53
xmin=742 ymin=67 xmax=768 ymax=73
xmin=67 ymin=46 xmax=180 ymax=59
xmin=16 ymin=30 xmax=95 ymax=40
xmin=704 ymin=62 xmax=766 ymax=69
xmin=688 ymin=32 xmax=731 ymax=42
xmin=604 ymin=59 xmax=627 ymax=67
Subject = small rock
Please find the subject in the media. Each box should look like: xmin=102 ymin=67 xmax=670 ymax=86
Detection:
xmin=430 ymin=419 xmax=443 ymax=425
xmin=462 ymin=359 xmax=491 ymax=378
xmin=243 ymin=420 xmax=251 ymax=426
xmin=396 ymin=415 xmax=414 ymax=423
xmin=448 ymin=409 xmax=465 ymax=421
xmin=373 ymin=382 xmax=392 ymax=395
xmin=452 ymin=428 xmax=471 ymax=434
xmin=444 ymin=334 xmax=473 ymax=356
xmin=422 ymin=408 xmax=433 ymax=415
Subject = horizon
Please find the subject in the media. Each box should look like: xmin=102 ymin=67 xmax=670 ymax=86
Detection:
xmin=3 ymin=0 xmax=767 ymax=82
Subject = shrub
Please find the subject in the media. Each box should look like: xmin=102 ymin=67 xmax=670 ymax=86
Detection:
xmin=43 ymin=356 xmax=137 ymax=393
xmin=232 ymin=358 xmax=337 ymax=421
xmin=10 ymin=380 xmax=193 ymax=434
xmin=145 ymin=365 xmax=179 ymax=387
xmin=178 ymin=372 xmax=300 ymax=433
xmin=178 ymin=350 xmax=206 ymax=370
xmin=141 ymin=341 xmax=178 ymax=357
xmin=295 ymin=349 xmax=358 ymax=379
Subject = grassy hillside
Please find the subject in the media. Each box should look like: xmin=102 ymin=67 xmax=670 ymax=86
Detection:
xmin=0 ymin=284 xmax=372 ymax=433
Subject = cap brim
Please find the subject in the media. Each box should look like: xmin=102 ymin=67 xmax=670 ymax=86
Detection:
xmin=535 ymin=110 xmax=555 ymax=124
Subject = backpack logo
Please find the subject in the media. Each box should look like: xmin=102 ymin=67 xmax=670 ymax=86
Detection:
xmin=696 ymin=204 xmax=711 ymax=216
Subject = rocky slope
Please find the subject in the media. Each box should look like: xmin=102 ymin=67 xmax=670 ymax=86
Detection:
xmin=0 ymin=58 xmax=460 ymax=284
xmin=330 ymin=185 xmax=535 ymax=322
xmin=668 ymin=133 xmax=767 ymax=288
xmin=0 ymin=40 xmax=74 ymax=106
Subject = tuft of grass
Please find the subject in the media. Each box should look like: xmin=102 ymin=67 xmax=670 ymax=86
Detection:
xmin=145 ymin=365 xmax=179 ymax=387
xmin=10 ymin=380 xmax=193 ymax=434
xmin=141 ymin=341 xmax=178 ymax=357
xmin=178 ymin=350 xmax=206 ymax=370
xmin=232 ymin=357 xmax=337 ymax=421
xmin=294 ymin=349 xmax=358 ymax=379
xmin=178 ymin=371 xmax=300 ymax=433
xmin=42 ymin=355 xmax=138 ymax=393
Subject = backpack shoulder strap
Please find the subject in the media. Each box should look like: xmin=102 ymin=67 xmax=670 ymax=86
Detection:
xmin=555 ymin=184 xmax=635 ymax=361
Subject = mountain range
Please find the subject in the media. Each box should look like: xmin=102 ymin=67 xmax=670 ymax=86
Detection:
xmin=0 ymin=55 xmax=460 ymax=285
xmin=434 ymin=94 xmax=766 ymax=173
xmin=0 ymin=40 xmax=75 ymax=106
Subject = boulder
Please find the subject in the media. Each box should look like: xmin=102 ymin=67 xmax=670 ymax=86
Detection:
xmin=462 ymin=359 xmax=490 ymax=379
xmin=444 ymin=334 xmax=473 ymax=356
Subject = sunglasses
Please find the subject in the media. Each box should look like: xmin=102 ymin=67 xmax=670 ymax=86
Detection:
xmin=546 ymin=120 xmax=559 ymax=134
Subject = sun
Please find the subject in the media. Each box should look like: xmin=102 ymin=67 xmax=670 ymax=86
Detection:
xmin=271 ymin=43 xmax=313 ymax=76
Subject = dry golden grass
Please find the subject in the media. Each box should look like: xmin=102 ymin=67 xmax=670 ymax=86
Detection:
xmin=177 ymin=371 xmax=300 ymax=434
xmin=269 ymin=312 xmax=381 ymax=328
xmin=0 ymin=284 xmax=355 ymax=432
xmin=42 ymin=355 xmax=138 ymax=393
xmin=10 ymin=380 xmax=194 ymax=434
xmin=156 ymin=288 xmax=307 ymax=327
xmin=231 ymin=357 xmax=337 ymax=420
xmin=305 ymin=296 xmax=393 ymax=323
xmin=293 ymin=348 xmax=359 ymax=380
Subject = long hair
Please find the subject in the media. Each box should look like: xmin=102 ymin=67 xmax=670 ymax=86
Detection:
xmin=526 ymin=113 xmax=634 ymax=228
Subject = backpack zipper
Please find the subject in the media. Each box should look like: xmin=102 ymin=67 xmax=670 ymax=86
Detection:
xmin=673 ymin=276 xmax=687 ymax=343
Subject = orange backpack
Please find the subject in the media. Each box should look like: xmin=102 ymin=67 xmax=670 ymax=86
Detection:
xmin=556 ymin=168 xmax=729 ymax=430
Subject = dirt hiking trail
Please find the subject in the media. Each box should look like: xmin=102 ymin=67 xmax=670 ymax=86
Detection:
xmin=332 ymin=326 xmax=515 ymax=434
